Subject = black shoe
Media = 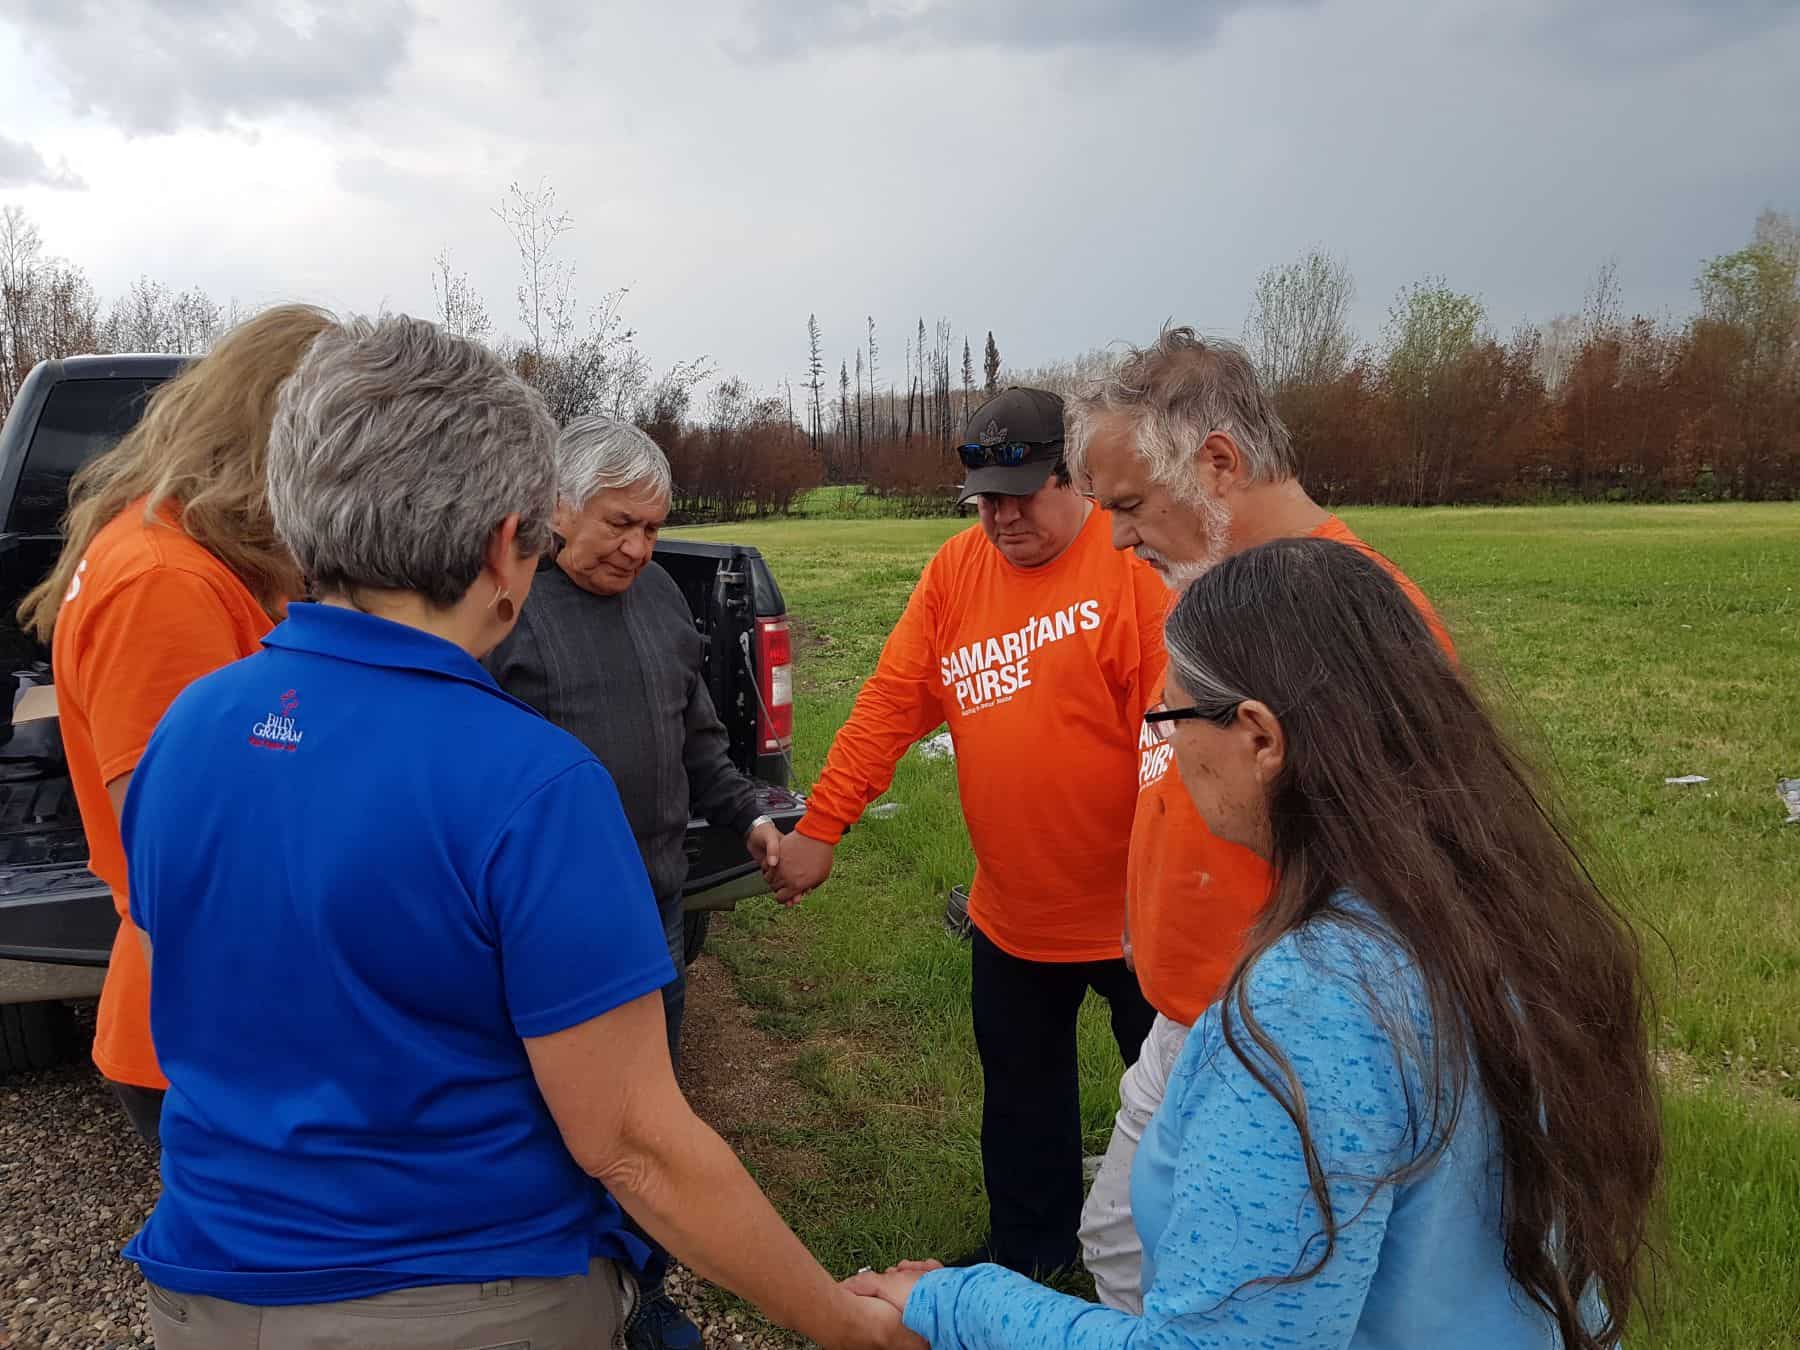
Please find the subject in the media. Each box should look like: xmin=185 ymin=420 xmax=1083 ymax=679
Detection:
xmin=625 ymin=1286 xmax=704 ymax=1350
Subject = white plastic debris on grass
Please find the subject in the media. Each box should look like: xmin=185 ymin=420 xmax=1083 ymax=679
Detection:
xmin=1664 ymin=775 xmax=1709 ymax=786
xmin=916 ymin=731 xmax=955 ymax=761
xmin=866 ymin=802 xmax=903 ymax=819
xmin=1779 ymin=778 xmax=1800 ymax=824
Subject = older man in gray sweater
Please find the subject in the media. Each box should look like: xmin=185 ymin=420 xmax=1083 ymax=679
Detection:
xmin=487 ymin=414 xmax=783 ymax=1062
xmin=485 ymin=414 xmax=783 ymax=1350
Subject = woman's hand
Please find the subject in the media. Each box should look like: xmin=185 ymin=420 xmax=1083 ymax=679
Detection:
xmin=843 ymin=1259 xmax=942 ymax=1313
xmin=830 ymin=1282 xmax=928 ymax=1349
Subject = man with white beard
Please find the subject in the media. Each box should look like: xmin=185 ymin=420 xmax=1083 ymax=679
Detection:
xmin=1066 ymin=327 xmax=1453 ymax=1313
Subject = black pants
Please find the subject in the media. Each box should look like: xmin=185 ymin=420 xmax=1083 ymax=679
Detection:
xmin=970 ymin=923 xmax=1156 ymax=1274
xmin=109 ymin=1080 xmax=165 ymax=1147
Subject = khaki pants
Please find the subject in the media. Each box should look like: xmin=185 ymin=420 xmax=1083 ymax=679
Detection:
xmin=1078 ymin=1012 xmax=1192 ymax=1313
xmin=145 ymin=1258 xmax=632 ymax=1350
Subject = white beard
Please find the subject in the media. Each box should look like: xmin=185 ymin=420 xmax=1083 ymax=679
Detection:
xmin=1137 ymin=497 xmax=1233 ymax=591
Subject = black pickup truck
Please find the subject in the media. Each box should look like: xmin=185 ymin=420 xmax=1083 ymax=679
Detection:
xmin=0 ymin=354 xmax=802 ymax=1074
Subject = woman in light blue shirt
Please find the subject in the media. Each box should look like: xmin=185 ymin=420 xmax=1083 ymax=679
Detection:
xmin=854 ymin=537 xmax=1660 ymax=1350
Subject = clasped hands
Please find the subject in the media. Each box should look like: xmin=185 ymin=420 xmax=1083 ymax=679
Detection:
xmin=839 ymin=1259 xmax=943 ymax=1348
xmin=750 ymin=827 xmax=836 ymax=907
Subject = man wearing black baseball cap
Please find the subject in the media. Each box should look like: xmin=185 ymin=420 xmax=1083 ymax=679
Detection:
xmin=954 ymin=385 xmax=1067 ymax=503
xmin=770 ymin=387 xmax=1165 ymax=1277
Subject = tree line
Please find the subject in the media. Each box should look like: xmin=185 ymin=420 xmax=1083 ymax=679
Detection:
xmin=795 ymin=209 xmax=1800 ymax=509
xmin=6 ymin=189 xmax=1795 ymax=520
xmin=1238 ymin=212 xmax=1800 ymax=504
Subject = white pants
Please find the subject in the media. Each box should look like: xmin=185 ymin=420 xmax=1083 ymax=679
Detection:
xmin=1079 ymin=1012 xmax=1192 ymax=1313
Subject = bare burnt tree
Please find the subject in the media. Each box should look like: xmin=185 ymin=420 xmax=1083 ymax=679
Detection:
xmin=854 ymin=347 xmax=866 ymax=463
xmin=102 ymin=277 xmax=221 ymax=355
xmin=867 ymin=316 xmax=882 ymax=438
xmin=491 ymin=178 xmax=658 ymax=423
xmin=432 ymin=246 xmax=494 ymax=344
xmin=943 ymin=320 xmax=957 ymax=441
xmin=493 ymin=179 xmax=574 ymax=370
xmin=838 ymin=359 xmax=850 ymax=468
xmin=961 ymin=336 xmax=975 ymax=429
xmin=1 ymin=206 xmax=104 ymax=414
xmin=805 ymin=313 xmax=825 ymax=452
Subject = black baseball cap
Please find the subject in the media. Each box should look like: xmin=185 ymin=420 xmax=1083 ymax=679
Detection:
xmin=955 ymin=386 xmax=1066 ymax=504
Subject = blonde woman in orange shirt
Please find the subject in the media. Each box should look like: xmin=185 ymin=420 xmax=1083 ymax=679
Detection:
xmin=18 ymin=304 xmax=333 ymax=1144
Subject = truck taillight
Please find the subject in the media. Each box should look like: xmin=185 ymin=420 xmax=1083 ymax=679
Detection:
xmin=755 ymin=617 xmax=793 ymax=753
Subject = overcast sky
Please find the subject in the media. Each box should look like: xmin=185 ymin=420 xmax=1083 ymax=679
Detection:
xmin=2 ymin=0 xmax=1797 ymax=391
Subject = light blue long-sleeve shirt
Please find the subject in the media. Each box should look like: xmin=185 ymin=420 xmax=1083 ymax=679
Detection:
xmin=904 ymin=911 xmax=1563 ymax=1348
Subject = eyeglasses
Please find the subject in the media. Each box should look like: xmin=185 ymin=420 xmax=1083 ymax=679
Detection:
xmin=1144 ymin=699 xmax=1242 ymax=741
xmin=956 ymin=440 xmax=1058 ymax=470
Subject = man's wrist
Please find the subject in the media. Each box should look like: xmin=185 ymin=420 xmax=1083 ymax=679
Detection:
xmin=745 ymin=813 xmax=775 ymax=839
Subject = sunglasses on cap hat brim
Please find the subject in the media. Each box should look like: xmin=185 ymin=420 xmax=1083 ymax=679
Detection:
xmin=956 ymin=439 xmax=1060 ymax=470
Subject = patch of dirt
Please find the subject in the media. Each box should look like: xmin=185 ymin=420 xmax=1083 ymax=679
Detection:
xmin=785 ymin=617 xmax=829 ymax=660
xmin=1655 ymin=1044 xmax=1799 ymax=1116
xmin=678 ymin=953 xmax=809 ymax=1150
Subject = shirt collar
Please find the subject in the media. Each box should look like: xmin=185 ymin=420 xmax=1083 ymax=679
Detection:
xmin=262 ymin=602 xmax=526 ymax=708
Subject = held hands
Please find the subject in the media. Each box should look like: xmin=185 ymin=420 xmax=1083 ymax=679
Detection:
xmin=747 ymin=820 xmax=784 ymax=875
xmin=830 ymin=1281 xmax=928 ymax=1350
xmin=769 ymin=831 xmax=836 ymax=907
xmin=837 ymin=1261 xmax=943 ymax=1349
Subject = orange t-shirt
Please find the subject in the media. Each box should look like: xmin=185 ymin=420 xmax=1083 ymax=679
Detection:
xmin=799 ymin=507 xmax=1168 ymax=962
xmin=52 ymin=501 xmax=276 ymax=1089
xmin=1128 ymin=515 xmax=1455 ymax=1025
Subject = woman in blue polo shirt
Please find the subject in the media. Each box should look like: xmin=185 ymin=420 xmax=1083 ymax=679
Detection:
xmin=120 ymin=315 xmax=913 ymax=1350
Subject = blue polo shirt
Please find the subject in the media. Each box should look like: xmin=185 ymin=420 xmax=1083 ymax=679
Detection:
xmin=121 ymin=602 xmax=674 ymax=1305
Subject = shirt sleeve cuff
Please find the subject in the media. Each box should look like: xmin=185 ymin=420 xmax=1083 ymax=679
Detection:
xmin=794 ymin=810 xmax=846 ymax=846
xmin=510 ymin=961 xmax=673 ymax=1040
xmin=729 ymin=796 xmax=765 ymax=839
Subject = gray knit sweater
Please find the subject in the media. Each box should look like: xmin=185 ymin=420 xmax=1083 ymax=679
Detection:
xmin=484 ymin=563 xmax=761 ymax=904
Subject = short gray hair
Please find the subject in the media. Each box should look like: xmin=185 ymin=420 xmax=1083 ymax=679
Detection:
xmin=1066 ymin=327 xmax=1296 ymax=498
xmin=557 ymin=413 xmax=672 ymax=508
xmin=267 ymin=315 xmax=557 ymax=608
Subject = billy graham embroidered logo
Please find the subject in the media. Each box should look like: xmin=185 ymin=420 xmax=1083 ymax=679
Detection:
xmin=939 ymin=599 xmax=1102 ymax=715
xmin=250 ymin=689 xmax=305 ymax=752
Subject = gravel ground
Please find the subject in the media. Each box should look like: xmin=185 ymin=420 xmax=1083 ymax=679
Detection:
xmin=1 ymin=1005 xmax=157 ymax=1348
xmin=0 ymin=960 xmax=803 ymax=1349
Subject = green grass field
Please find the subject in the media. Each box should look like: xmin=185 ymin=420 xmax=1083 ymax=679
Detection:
xmin=669 ymin=503 xmax=1800 ymax=1348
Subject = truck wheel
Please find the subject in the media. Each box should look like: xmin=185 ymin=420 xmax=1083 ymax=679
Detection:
xmin=0 ymin=1001 xmax=79 ymax=1076
xmin=682 ymin=910 xmax=712 ymax=967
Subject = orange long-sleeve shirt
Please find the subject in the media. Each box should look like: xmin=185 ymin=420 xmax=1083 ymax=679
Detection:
xmin=1128 ymin=515 xmax=1455 ymax=1025
xmin=798 ymin=508 xmax=1168 ymax=962
xmin=54 ymin=501 xmax=276 ymax=1089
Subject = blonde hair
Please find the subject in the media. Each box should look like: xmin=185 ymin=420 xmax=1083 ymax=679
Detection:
xmin=19 ymin=304 xmax=336 ymax=642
